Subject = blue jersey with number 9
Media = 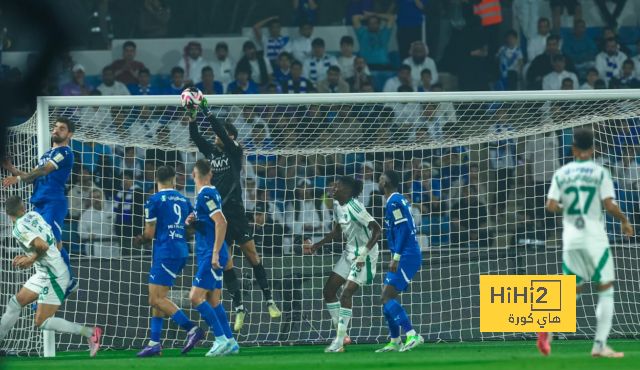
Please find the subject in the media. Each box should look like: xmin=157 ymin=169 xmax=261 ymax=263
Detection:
xmin=144 ymin=189 xmax=193 ymax=260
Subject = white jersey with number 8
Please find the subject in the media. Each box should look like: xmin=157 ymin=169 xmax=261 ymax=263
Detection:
xmin=547 ymin=159 xmax=616 ymax=250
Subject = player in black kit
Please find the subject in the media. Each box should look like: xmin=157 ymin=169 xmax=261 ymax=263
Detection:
xmin=185 ymin=88 xmax=281 ymax=331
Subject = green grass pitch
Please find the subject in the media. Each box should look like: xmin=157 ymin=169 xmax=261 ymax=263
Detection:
xmin=2 ymin=339 xmax=638 ymax=370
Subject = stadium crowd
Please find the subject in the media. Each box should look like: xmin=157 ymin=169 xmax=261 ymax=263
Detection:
xmin=2 ymin=0 xmax=640 ymax=258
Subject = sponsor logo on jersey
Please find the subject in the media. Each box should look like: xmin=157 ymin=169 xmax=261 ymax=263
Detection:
xmin=210 ymin=157 xmax=230 ymax=168
xmin=53 ymin=153 xmax=64 ymax=162
xmin=393 ymin=209 xmax=403 ymax=220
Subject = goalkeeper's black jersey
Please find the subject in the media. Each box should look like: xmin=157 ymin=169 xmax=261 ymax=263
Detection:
xmin=189 ymin=116 xmax=244 ymax=211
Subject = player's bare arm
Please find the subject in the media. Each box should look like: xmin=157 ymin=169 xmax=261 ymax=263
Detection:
xmin=2 ymin=162 xmax=55 ymax=188
xmin=545 ymin=199 xmax=563 ymax=214
xmin=603 ymin=198 xmax=634 ymax=237
xmin=135 ymin=220 xmax=157 ymax=247
xmin=1 ymin=157 xmax=30 ymax=177
xmin=355 ymin=220 xmax=382 ymax=269
xmin=211 ymin=212 xmax=227 ymax=269
xmin=13 ymin=237 xmax=50 ymax=270
xmin=312 ymin=223 xmax=342 ymax=253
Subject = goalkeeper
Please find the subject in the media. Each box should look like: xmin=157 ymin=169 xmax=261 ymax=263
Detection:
xmin=185 ymin=88 xmax=281 ymax=331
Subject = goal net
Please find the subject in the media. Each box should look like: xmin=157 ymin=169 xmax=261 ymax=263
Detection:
xmin=2 ymin=91 xmax=640 ymax=355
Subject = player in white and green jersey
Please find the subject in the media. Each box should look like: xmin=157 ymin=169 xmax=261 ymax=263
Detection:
xmin=0 ymin=196 xmax=102 ymax=357
xmin=538 ymin=129 xmax=633 ymax=359
xmin=311 ymin=176 xmax=382 ymax=353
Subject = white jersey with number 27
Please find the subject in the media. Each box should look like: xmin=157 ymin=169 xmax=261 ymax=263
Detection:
xmin=547 ymin=159 xmax=616 ymax=250
xmin=333 ymin=198 xmax=379 ymax=261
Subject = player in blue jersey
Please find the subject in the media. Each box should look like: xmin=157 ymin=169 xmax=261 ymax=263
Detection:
xmin=134 ymin=166 xmax=201 ymax=357
xmin=2 ymin=117 xmax=77 ymax=297
xmin=185 ymin=158 xmax=239 ymax=357
xmin=376 ymin=169 xmax=424 ymax=352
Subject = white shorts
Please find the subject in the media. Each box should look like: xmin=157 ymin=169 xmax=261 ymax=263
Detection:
xmin=562 ymin=247 xmax=614 ymax=285
xmin=332 ymin=252 xmax=377 ymax=286
xmin=23 ymin=270 xmax=70 ymax=306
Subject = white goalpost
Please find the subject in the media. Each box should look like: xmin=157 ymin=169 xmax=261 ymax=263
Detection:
xmin=2 ymin=90 xmax=640 ymax=356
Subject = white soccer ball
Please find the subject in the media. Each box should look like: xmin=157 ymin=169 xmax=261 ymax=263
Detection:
xmin=181 ymin=87 xmax=203 ymax=108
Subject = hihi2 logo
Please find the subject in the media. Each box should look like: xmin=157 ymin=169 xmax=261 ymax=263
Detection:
xmin=480 ymin=275 xmax=576 ymax=332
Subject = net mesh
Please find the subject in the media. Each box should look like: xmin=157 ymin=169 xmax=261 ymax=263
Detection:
xmin=2 ymin=93 xmax=640 ymax=355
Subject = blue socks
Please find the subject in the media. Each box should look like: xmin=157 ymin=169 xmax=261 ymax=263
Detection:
xmin=195 ymin=301 xmax=224 ymax=338
xmin=170 ymin=310 xmax=196 ymax=333
xmin=383 ymin=299 xmax=413 ymax=334
xmin=383 ymin=307 xmax=401 ymax=338
xmin=150 ymin=317 xmax=164 ymax=342
xmin=59 ymin=246 xmax=73 ymax=279
xmin=213 ymin=304 xmax=234 ymax=339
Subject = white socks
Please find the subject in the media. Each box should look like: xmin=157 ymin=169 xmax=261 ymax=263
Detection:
xmin=595 ymin=286 xmax=614 ymax=350
xmin=326 ymin=302 xmax=340 ymax=329
xmin=41 ymin=317 xmax=93 ymax=339
xmin=406 ymin=329 xmax=416 ymax=337
xmin=337 ymin=308 xmax=352 ymax=342
xmin=0 ymin=296 xmax=22 ymax=343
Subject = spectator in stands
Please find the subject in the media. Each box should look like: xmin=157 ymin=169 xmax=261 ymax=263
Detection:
xmin=141 ymin=161 xmax=157 ymax=193
xmin=595 ymin=80 xmax=607 ymax=89
xmin=383 ymin=64 xmax=414 ymax=92
xmin=542 ymin=55 xmax=579 ymax=90
xmin=614 ymin=146 xmax=640 ymax=191
xmin=282 ymin=60 xmax=313 ymax=93
xmin=527 ymin=18 xmax=551 ymax=62
xmin=61 ymin=64 xmax=94 ymax=96
xmin=110 ymin=41 xmax=146 ymax=86
xmin=361 ymin=161 xmax=377 ymax=208
xmin=346 ymin=56 xmax=374 ymax=92
xmin=412 ymin=163 xmax=441 ymax=215
xmin=130 ymin=105 xmax=162 ymax=143
xmin=416 ymin=69 xmax=432 ymax=92
xmin=495 ymin=30 xmax=523 ymax=91
xmin=79 ymin=189 xmax=119 ymax=257
xmin=581 ymin=68 xmax=600 ymax=89
xmin=177 ymin=41 xmax=208 ymax=85
xmin=164 ymin=66 xmax=185 ymax=95
xmin=274 ymin=52 xmax=293 ymax=84
xmin=265 ymin=83 xmax=279 ymax=93
xmin=97 ymin=66 xmax=131 ymax=96
xmin=598 ymin=26 xmax=632 ymax=55
xmin=227 ymin=67 xmax=260 ymax=94
xmin=337 ymin=36 xmax=356 ymax=80
xmin=353 ymin=12 xmax=396 ymax=69
xmin=284 ymin=22 xmax=314 ymax=62
xmin=450 ymin=185 xmax=491 ymax=247
xmin=438 ymin=148 xmax=469 ymax=193
xmin=527 ymin=35 xmax=576 ymax=90
xmin=345 ymin=0 xmax=374 ymax=25
xmin=195 ymin=66 xmax=224 ymax=95
xmin=211 ymin=42 xmax=236 ymax=89
xmin=403 ymin=41 xmax=439 ymax=86
xmin=596 ymin=38 xmax=628 ymax=83
xmin=562 ymin=19 xmax=598 ymax=75
xmin=253 ymin=16 xmax=289 ymax=65
xmin=596 ymin=0 xmax=627 ymax=29
xmin=302 ymin=38 xmax=338 ymax=84
xmin=525 ymin=130 xmax=562 ymax=230
xmin=245 ymin=124 xmax=276 ymax=162
xmin=252 ymin=202 xmax=286 ymax=256
xmin=115 ymin=146 xmax=144 ymax=179
xmin=127 ymin=68 xmax=159 ymax=95
xmin=67 ymin=167 xmax=98 ymax=220
xmin=145 ymin=127 xmax=182 ymax=168
xmin=615 ymin=59 xmax=640 ymax=88
xmin=286 ymin=178 xmax=330 ymax=236
xmin=389 ymin=0 xmax=426 ymax=61
xmin=487 ymin=110 xmax=517 ymax=215
xmin=513 ymin=0 xmax=540 ymax=42
xmin=457 ymin=15 xmax=489 ymax=91
xmin=138 ymin=0 xmax=170 ymax=38
xmin=511 ymin=210 xmax=546 ymax=246
xmin=632 ymin=39 xmax=640 ymax=77
xmin=416 ymin=102 xmax=445 ymax=140
xmin=237 ymin=40 xmax=274 ymax=88
xmin=360 ymin=82 xmax=375 ymax=92
xmin=560 ymin=77 xmax=575 ymax=90
xmin=71 ymin=133 xmax=113 ymax=174
xmin=233 ymin=106 xmax=268 ymax=142
xmin=317 ymin=66 xmax=349 ymax=93
xmin=550 ymin=0 xmax=581 ymax=34
xmin=114 ymin=170 xmax=144 ymax=253
xmin=293 ymin=0 xmax=318 ymax=26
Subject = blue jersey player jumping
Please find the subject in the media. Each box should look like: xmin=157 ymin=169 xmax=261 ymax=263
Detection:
xmin=185 ymin=158 xmax=238 ymax=357
xmin=134 ymin=166 xmax=201 ymax=357
xmin=376 ymin=169 xmax=424 ymax=352
xmin=2 ymin=116 xmax=77 ymax=297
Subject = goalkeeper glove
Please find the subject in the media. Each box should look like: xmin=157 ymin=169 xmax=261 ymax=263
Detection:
xmin=199 ymin=96 xmax=211 ymax=116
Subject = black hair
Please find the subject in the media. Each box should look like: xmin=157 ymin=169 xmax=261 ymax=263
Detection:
xmin=340 ymin=36 xmax=354 ymax=46
xmin=231 ymin=86 xmax=245 ymax=94
xmin=572 ymin=128 xmax=594 ymax=150
xmin=338 ymin=176 xmax=364 ymax=198
xmin=215 ymin=42 xmax=228 ymax=51
xmin=171 ymin=66 xmax=185 ymax=76
xmin=604 ymin=37 xmax=617 ymax=45
xmin=122 ymin=169 xmax=135 ymax=180
xmin=235 ymin=67 xmax=250 ymax=76
xmin=328 ymin=65 xmax=340 ymax=74
xmin=223 ymin=121 xmax=239 ymax=139
xmin=139 ymin=68 xmax=151 ymax=76
xmin=360 ymin=82 xmax=373 ymax=91
xmin=312 ymin=38 xmax=325 ymax=48
xmin=587 ymin=68 xmax=598 ymax=75
xmin=399 ymin=64 xmax=412 ymax=72
xmin=539 ymin=17 xmax=550 ymax=25
xmin=505 ymin=30 xmax=518 ymax=39
xmin=5 ymin=195 xmax=23 ymax=217
xmin=431 ymin=82 xmax=444 ymax=90
xmin=561 ymin=77 xmax=574 ymax=85
xmin=547 ymin=34 xmax=561 ymax=43
xmin=382 ymin=170 xmax=401 ymax=190
xmin=420 ymin=68 xmax=431 ymax=76
xmin=156 ymin=166 xmax=176 ymax=184
xmin=243 ymin=41 xmax=257 ymax=51
xmin=102 ymin=66 xmax=115 ymax=73
xmin=201 ymin=66 xmax=213 ymax=74
xmin=291 ymin=60 xmax=303 ymax=68
xmin=90 ymin=89 xmax=102 ymax=96
xmin=279 ymin=52 xmax=292 ymax=61
xmin=397 ymin=84 xmax=413 ymax=92
xmin=623 ymin=59 xmax=635 ymax=67
xmin=594 ymin=80 xmax=607 ymax=89
xmin=552 ymin=55 xmax=566 ymax=63
xmin=265 ymin=83 xmax=278 ymax=90
xmin=55 ymin=116 xmax=75 ymax=133
xmin=123 ymin=41 xmax=136 ymax=49
xmin=194 ymin=158 xmax=212 ymax=176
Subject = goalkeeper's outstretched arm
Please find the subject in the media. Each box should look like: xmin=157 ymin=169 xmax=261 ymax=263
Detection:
xmin=188 ymin=116 xmax=216 ymax=157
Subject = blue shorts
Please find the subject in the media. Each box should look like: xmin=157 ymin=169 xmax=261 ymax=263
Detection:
xmin=33 ymin=199 xmax=68 ymax=243
xmin=149 ymin=258 xmax=188 ymax=287
xmin=384 ymin=262 xmax=421 ymax=292
xmin=193 ymin=253 xmax=229 ymax=291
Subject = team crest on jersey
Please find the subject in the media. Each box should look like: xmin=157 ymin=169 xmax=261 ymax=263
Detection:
xmin=575 ymin=216 xmax=585 ymax=230
xmin=393 ymin=209 xmax=403 ymax=220
xmin=206 ymin=200 xmax=217 ymax=211
xmin=161 ymin=195 xmax=166 ymax=202
xmin=344 ymin=214 xmax=348 ymax=221
xmin=53 ymin=153 xmax=64 ymax=162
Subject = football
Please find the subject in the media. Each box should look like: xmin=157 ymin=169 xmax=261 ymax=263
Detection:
xmin=181 ymin=87 xmax=204 ymax=108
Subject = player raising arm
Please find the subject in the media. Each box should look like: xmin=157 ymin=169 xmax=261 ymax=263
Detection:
xmin=186 ymin=158 xmax=239 ymax=357
xmin=2 ymin=117 xmax=78 ymax=298
xmin=312 ymin=176 xmax=382 ymax=353
xmin=0 ymin=196 xmax=101 ymax=357
xmin=134 ymin=166 xmax=202 ymax=357
xmin=186 ymin=87 xmax=280 ymax=331
xmin=376 ymin=170 xmax=424 ymax=352
xmin=537 ymin=129 xmax=633 ymax=358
